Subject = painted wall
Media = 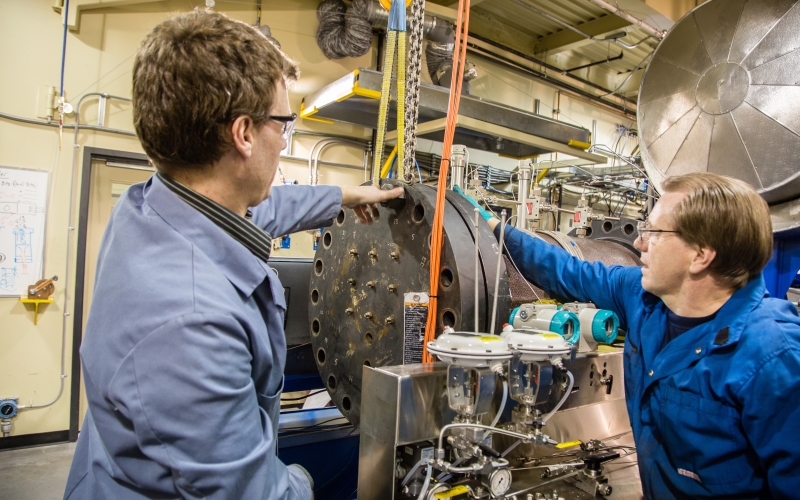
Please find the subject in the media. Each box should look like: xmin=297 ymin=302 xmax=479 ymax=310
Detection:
xmin=0 ymin=0 xmax=640 ymax=438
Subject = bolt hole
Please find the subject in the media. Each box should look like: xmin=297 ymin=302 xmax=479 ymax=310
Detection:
xmin=311 ymin=318 xmax=320 ymax=336
xmin=365 ymin=332 xmax=374 ymax=345
xmin=336 ymin=210 xmax=346 ymax=225
xmin=590 ymin=372 xmax=594 ymax=379
xmin=441 ymin=309 xmax=456 ymax=328
xmin=585 ymin=227 xmax=593 ymax=237
xmin=317 ymin=348 xmax=326 ymax=365
xmin=311 ymin=289 xmax=319 ymax=304
xmin=342 ymin=396 xmax=351 ymax=412
xmin=327 ymin=375 xmax=336 ymax=390
xmin=623 ymin=223 xmax=635 ymax=235
xmin=603 ymin=362 xmax=607 ymax=367
xmin=314 ymin=259 xmax=323 ymax=275
xmin=602 ymin=369 xmax=607 ymax=377
xmin=440 ymin=267 xmax=454 ymax=289
xmin=590 ymin=380 xmax=594 ymax=386
xmin=364 ymin=360 xmax=371 ymax=367
xmin=602 ymin=221 xmax=613 ymax=233
xmin=412 ymin=203 xmax=425 ymax=223
xmin=323 ymin=231 xmax=332 ymax=248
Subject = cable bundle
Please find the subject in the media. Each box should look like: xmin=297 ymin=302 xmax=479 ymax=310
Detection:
xmin=423 ymin=0 xmax=470 ymax=362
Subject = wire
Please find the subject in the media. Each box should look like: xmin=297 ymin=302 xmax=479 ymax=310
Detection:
xmin=287 ymin=342 xmax=311 ymax=350
xmin=424 ymin=0 xmax=471 ymax=362
xmin=280 ymin=389 xmax=327 ymax=402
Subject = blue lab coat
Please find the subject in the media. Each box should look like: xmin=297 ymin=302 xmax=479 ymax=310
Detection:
xmin=499 ymin=225 xmax=800 ymax=499
xmin=64 ymin=175 xmax=341 ymax=499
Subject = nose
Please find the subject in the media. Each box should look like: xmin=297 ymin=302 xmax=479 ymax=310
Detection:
xmin=634 ymin=234 xmax=646 ymax=252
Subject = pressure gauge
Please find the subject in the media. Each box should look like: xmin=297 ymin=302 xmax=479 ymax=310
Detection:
xmin=487 ymin=467 xmax=512 ymax=497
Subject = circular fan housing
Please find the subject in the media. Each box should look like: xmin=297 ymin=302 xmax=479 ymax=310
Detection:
xmin=638 ymin=0 xmax=800 ymax=204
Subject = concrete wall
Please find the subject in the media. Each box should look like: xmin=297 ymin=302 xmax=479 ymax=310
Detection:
xmin=0 ymin=0 xmax=640 ymax=438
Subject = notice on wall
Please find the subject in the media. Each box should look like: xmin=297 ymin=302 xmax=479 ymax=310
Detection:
xmin=403 ymin=292 xmax=429 ymax=364
xmin=0 ymin=166 xmax=50 ymax=297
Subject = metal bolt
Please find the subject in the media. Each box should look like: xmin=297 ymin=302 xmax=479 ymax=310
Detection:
xmin=348 ymin=278 xmax=356 ymax=286
xmin=385 ymin=315 xmax=395 ymax=324
xmin=364 ymin=312 xmax=373 ymax=319
xmin=388 ymin=284 xmax=397 ymax=292
xmin=648 ymin=370 xmax=654 ymax=377
xmin=390 ymin=251 xmax=398 ymax=259
xmin=695 ymin=347 xmax=702 ymax=354
xmin=367 ymin=280 xmax=376 ymax=288
xmin=345 ymin=308 xmax=353 ymax=315
xmin=349 ymin=249 xmax=358 ymax=257
xmin=520 ymin=310 xmax=528 ymax=319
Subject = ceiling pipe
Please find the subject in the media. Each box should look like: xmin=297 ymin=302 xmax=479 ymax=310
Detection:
xmin=584 ymin=0 xmax=667 ymax=39
xmin=467 ymin=32 xmax=638 ymax=108
xmin=466 ymin=43 xmax=636 ymax=119
xmin=507 ymin=0 xmax=658 ymax=49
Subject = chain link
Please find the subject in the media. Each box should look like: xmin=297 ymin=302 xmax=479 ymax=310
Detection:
xmin=403 ymin=0 xmax=425 ymax=183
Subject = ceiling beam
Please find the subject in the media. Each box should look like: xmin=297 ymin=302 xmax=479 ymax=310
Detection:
xmin=447 ymin=0 xmax=490 ymax=8
xmin=533 ymin=15 xmax=632 ymax=54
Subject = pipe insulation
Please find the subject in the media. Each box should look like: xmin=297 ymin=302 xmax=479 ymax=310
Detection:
xmin=315 ymin=0 xmax=469 ymax=90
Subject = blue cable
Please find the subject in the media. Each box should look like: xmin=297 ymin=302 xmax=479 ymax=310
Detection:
xmin=415 ymin=159 xmax=423 ymax=183
xmin=60 ymin=0 xmax=70 ymax=97
xmin=388 ymin=154 xmax=397 ymax=178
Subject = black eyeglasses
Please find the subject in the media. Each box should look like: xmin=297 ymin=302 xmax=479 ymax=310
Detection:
xmin=268 ymin=113 xmax=297 ymax=140
xmin=636 ymin=220 xmax=680 ymax=243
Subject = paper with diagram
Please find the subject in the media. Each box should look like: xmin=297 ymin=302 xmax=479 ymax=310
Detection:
xmin=0 ymin=166 xmax=49 ymax=297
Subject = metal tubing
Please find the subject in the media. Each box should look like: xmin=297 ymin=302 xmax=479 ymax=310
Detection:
xmin=311 ymin=139 xmax=367 ymax=185
xmin=517 ymin=163 xmax=531 ymax=230
xmin=466 ymin=33 xmax=638 ymax=108
xmin=585 ymin=0 xmax=666 ymax=39
xmin=490 ymin=211 xmax=507 ymax=335
xmin=474 ymin=208 xmax=480 ymax=333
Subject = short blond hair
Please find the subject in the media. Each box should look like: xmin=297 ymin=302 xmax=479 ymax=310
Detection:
xmin=661 ymin=173 xmax=772 ymax=289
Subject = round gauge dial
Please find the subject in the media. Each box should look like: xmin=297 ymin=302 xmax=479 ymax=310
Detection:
xmin=488 ymin=468 xmax=512 ymax=496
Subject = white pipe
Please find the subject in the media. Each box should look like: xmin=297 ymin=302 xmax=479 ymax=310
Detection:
xmin=474 ymin=208 xmax=480 ymax=333
xmin=21 ymin=92 xmax=125 ymax=410
xmin=489 ymin=380 xmax=508 ymax=429
xmin=308 ymin=139 xmax=366 ymax=185
xmin=489 ymin=211 xmax=507 ymax=334
xmin=542 ymin=371 xmax=574 ymax=425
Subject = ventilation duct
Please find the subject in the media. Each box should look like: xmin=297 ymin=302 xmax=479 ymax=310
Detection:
xmin=315 ymin=0 xmax=473 ymax=91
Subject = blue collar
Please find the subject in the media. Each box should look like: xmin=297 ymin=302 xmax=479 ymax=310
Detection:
xmin=143 ymin=174 xmax=269 ymax=297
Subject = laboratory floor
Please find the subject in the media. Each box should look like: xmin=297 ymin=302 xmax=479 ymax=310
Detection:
xmin=0 ymin=442 xmax=76 ymax=500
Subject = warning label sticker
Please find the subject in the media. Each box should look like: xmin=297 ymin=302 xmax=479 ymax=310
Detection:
xmin=403 ymin=292 xmax=429 ymax=364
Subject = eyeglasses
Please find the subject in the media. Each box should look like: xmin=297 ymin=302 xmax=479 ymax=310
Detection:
xmin=636 ymin=220 xmax=680 ymax=243
xmin=268 ymin=113 xmax=297 ymax=141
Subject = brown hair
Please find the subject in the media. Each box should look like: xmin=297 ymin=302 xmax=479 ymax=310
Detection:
xmin=132 ymin=9 xmax=299 ymax=172
xmin=661 ymin=173 xmax=772 ymax=290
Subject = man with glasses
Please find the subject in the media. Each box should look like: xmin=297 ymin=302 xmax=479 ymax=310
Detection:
xmin=65 ymin=9 xmax=402 ymax=500
xmin=475 ymin=173 xmax=800 ymax=498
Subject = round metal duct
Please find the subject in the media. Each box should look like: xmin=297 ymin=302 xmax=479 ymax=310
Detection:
xmin=638 ymin=0 xmax=800 ymax=204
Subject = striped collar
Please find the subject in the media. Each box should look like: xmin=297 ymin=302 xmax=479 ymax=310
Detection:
xmin=156 ymin=172 xmax=272 ymax=262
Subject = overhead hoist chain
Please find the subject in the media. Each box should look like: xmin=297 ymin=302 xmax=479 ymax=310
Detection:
xmin=372 ymin=0 xmax=407 ymax=185
xmin=403 ymin=0 xmax=426 ymax=183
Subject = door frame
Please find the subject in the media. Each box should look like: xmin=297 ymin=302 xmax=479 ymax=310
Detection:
xmin=69 ymin=147 xmax=151 ymax=441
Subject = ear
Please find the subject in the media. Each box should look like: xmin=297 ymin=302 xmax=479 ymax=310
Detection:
xmin=688 ymin=245 xmax=717 ymax=275
xmin=230 ymin=115 xmax=256 ymax=159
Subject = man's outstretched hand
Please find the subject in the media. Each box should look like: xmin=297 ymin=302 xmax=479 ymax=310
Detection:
xmin=341 ymin=185 xmax=405 ymax=224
